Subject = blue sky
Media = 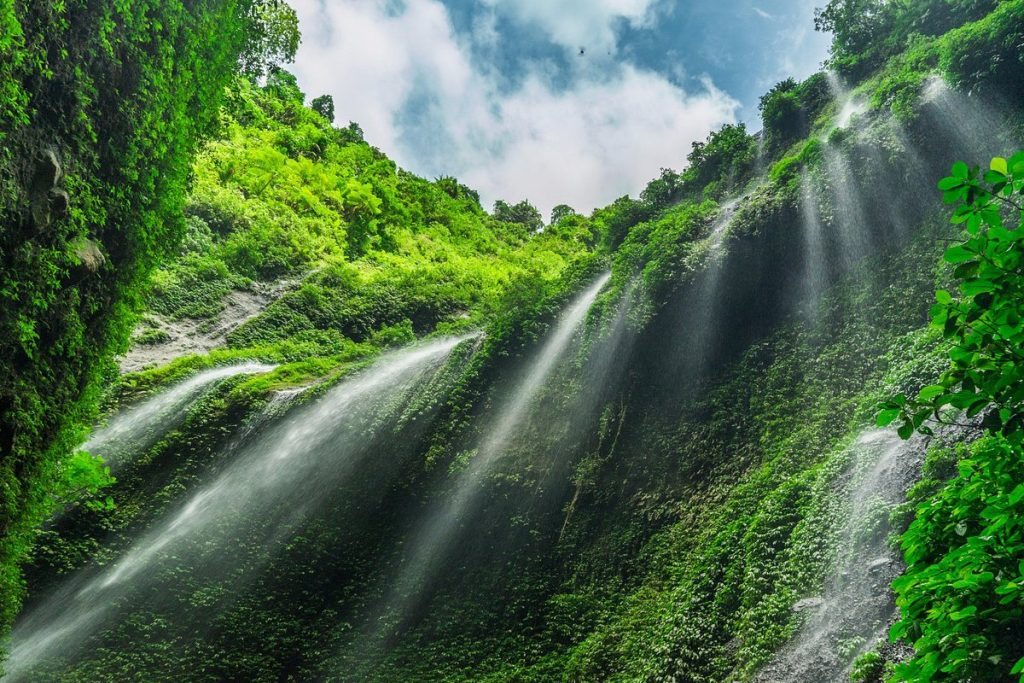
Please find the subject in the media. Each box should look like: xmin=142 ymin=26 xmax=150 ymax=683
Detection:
xmin=290 ymin=0 xmax=831 ymax=219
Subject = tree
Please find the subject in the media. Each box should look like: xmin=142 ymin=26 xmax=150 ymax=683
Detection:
xmin=239 ymin=0 xmax=301 ymax=78
xmin=311 ymin=94 xmax=334 ymax=123
xmin=493 ymin=199 xmax=543 ymax=233
xmin=684 ymin=123 xmax=757 ymax=194
xmin=550 ymin=204 xmax=577 ymax=224
xmin=640 ymin=169 xmax=682 ymax=210
xmin=265 ymin=66 xmax=304 ymax=104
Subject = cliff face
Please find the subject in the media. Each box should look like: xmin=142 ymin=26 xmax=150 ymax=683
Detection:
xmin=0 ymin=0 xmax=296 ymax=642
xmin=5 ymin=2 xmax=1024 ymax=682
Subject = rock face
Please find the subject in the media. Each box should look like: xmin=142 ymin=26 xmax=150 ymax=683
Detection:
xmin=30 ymin=148 xmax=68 ymax=229
xmin=792 ymin=597 xmax=825 ymax=612
xmin=755 ymin=431 xmax=927 ymax=683
xmin=71 ymin=238 xmax=105 ymax=277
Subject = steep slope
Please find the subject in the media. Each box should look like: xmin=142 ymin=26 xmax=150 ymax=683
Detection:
xmin=7 ymin=2 xmax=1024 ymax=682
xmin=0 ymin=0 xmax=298 ymax=641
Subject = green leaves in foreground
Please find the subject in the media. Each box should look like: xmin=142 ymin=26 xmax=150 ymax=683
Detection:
xmin=878 ymin=152 xmax=1024 ymax=442
xmin=879 ymin=153 xmax=1024 ymax=682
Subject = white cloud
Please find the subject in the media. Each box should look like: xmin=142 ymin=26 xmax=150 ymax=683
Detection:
xmin=482 ymin=0 xmax=661 ymax=54
xmin=289 ymin=0 xmax=738 ymax=218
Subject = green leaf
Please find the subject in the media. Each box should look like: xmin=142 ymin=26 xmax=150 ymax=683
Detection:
xmin=985 ymin=170 xmax=1007 ymax=185
xmin=953 ymin=261 xmax=979 ymax=279
xmin=877 ymin=408 xmax=902 ymax=427
xmin=1011 ymin=656 xmax=1024 ymax=675
xmin=961 ymin=279 xmax=995 ymax=296
xmin=938 ymin=176 xmax=964 ymax=190
xmin=950 ymin=605 xmax=977 ymax=620
xmin=1009 ymin=484 xmax=1024 ymax=506
xmin=1008 ymin=151 xmax=1024 ymax=176
xmin=991 ymin=157 xmax=1008 ymax=175
xmin=943 ymin=245 xmax=976 ymax=264
xmin=952 ymin=161 xmax=970 ymax=179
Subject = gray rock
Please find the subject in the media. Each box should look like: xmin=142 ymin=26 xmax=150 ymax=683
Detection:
xmin=867 ymin=557 xmax=891 ymax=574
xmin=31 ymin=148 xmax=66 ymax=229
xmin=49 ymin=188 xmax=69 ymax=219
xmin=33 ymin=148 xmax=63 ymax=192
xmin=71 ymin=238 xmax=105 ymax=277
xmin=792 ymin=597 xmax=825 ymax=612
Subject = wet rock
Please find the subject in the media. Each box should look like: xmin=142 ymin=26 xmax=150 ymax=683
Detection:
xmin=792 ymin=597 xmax=825 ymax=612
xmin=30 ymin=148 xmax=67 ymax=229
xmin=867 ymin=557 xmax=891 ymax=574
xmin=71 ymin=238 xmax=105 ymax=277
xmin=49 ymin=188 xmax=69 ymax=219
xmin=33 ymin=148 xmax=63 ymax=192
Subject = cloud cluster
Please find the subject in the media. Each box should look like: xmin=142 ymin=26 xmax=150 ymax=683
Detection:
xmin=482 ymin=0 xmax=662 ymax=54
xmin=290 ymin=0 xmax=739 ymax=218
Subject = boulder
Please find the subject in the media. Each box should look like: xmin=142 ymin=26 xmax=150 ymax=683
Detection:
xmin=71 ymin=238 xmax=105 ymax=277
xmin=30 ymin=148 xmax=67 ymax=229
xmin=49 ymin=188 xmax=69 ymax=219
xmin=33 ymin=148 xmax=63 ymax=192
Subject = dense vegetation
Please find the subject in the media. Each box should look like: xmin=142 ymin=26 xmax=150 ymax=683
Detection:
xmin=0 ymin=0 xmax=301 ymax=638
xmin=3 ymin=0 xmax=1024 ymax=681
xmin=881 ymin=153 xmax=1024 ymax=680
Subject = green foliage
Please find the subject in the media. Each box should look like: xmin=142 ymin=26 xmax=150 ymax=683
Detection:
xmin=880 ymin=153 xmax=1024 ymax=440
xmin=940 ymin=0 xmax=1024 ymax=98
xmin=879 ymin=152 xmax=1024 ymax=681
xmin=11 ymin=2 xmax=1024 ymax=681
xmin=759 ymin=74 xmax=831 ymax=155
xmin=0 ymin=0 xmax=297 ymax=642
xmin=681 ymin=123 xmax=759 ymax=199
xmin=550 ymin=203 xmax=577 ymax=224
xmin=492 ymin=198 xmax=544 ymax=234
xmin=816 ymin=0 xmax=997 ymax=76
xmin=138 ymin=75 xmax=597 ymax=363
xmin=310 ymin=94 xmax=335 ymax=123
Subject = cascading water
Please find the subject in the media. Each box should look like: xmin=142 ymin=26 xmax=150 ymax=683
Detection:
xmin=684 ymin=196 xmax=743 ymax=377
xmin=757 ymin=429 xmax=925 ymax=682
xmin=83 ymin=362 xmax=276 ymax=471
xmin=826 ymin=72 xmax=867 ymax=132
xmin=352 ymin=272 xmax=611 ymax=647
xmin=798 ymin=170 xmax=829 ymax=316
xmin=3 ymin=337 xmax=471 ymax=681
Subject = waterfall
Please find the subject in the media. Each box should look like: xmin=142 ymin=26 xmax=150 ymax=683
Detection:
xmin=756 ymin=429 xmax=924 ymax=682
xmin=83 ymin=362 xmax=276 ymax=472
xmin=826 ymin=72 xmax=866 ymax=131
xmin=354 ymin=272 xmax=611 ymax=648
xmin=3 ymin=337 xmax=470 ymax=681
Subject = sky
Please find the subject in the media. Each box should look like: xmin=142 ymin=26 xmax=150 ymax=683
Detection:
xmin=289 ymin=0 xmax=832 ymax=220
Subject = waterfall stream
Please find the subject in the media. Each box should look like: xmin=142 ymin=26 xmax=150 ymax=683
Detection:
xmin=83 ymin=362 xmax=276 ymax=471
xmin=756 ymin=430 xmax=925 ymax=682
xmin=353 ymin=272 xmax=612 ymax=649
xmin=3 ymin=338 xmax=470 ymax=681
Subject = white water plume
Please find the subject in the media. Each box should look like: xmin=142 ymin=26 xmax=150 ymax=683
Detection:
xmin=3 ymin=337 xmax=471 ymax=682
xmin=798 ymin=170 xmax=828 ymax=317
xmin=757 ymin=429 xmax=924 ymax=683
xmin=360 ymin=272 xmax=611 ymax=642
xmin=820 ymin=141 xmax=873 ymax=269
xmin=684 ymin=196 xmax=743 ymax=376
xmin=920 ymin=76 xmax=1013 ymax=160
xmin=83 ymin=362 xmax=276 ymax=471
xmin=826 ymin=72 xmax=866 ymax=131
